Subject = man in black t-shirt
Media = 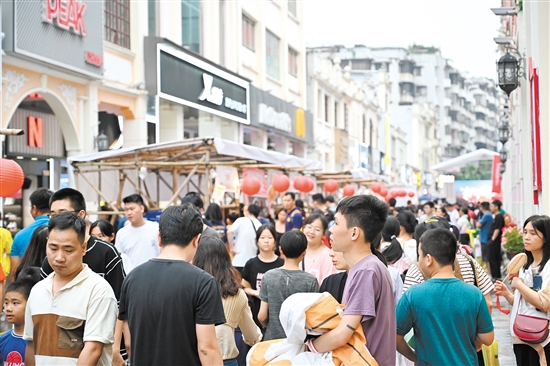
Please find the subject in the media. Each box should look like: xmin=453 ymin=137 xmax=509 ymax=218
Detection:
xmin=119 ymin=204 xmax=225 ymax=366
xmin=488 ymin=200 xmax=505 ymax=280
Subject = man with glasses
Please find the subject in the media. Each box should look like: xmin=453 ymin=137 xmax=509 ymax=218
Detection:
xmin=40 ymin=188 xmax=127 ymax=364
xmin=11 ymin=188 xmax=53 ymax=280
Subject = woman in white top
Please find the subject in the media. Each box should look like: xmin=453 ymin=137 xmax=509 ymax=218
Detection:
xmin=303 ymin=212 xmax=337 ymax=285
xmin=396 ymin=210 xmax=418 ymax=262
xmin=193 ymin=236 xmax=262 ymax=365
xmin=495 ymin=215 xmax=550 ymax=365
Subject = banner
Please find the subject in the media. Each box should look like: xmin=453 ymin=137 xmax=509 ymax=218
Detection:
xmin=215 ymin=166 xmax=239 ymax=192
xmin=491 ymin=156 xmax=502 ymax=193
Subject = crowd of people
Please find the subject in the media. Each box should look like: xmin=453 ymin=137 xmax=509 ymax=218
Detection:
xmin=0 ymin=186 xmax=548 ymax=366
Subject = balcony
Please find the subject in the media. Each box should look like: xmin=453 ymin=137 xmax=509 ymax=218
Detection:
xmin=400 ymin=72 xmax=414 ymax=83
xmin=400 ymin=93 xmax=414 ymax=105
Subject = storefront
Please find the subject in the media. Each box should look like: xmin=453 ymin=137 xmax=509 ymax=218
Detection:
xmin=248 ymin=86 xmax=312 ymax=157
xmin=144 ymin=37 xmax=250 ymax=144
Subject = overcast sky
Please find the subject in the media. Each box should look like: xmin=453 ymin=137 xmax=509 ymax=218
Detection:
xmin=303 ymin=0 xmax=502 ymax=79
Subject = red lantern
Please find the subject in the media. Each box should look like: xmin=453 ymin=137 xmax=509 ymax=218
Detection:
xmin=371 ymin=183 xmax=381 ymax=193
xmin=324 ymin=179 xmax=339 ymax=193
xmin=408 ymin=191 xmax=415 ymax=197
xmin=379 ymin=187 xmax=388 ymax=197
xmin=343 ymin=184 xmax=355 ymax=197
xmin=398 ymin=190 xmax=407 ymax=197
xmin=389 ymin=190 xmax=396 ymax=198
xmin=241 ymin=176 xmax=261 ymax=196
xmin=0 ymin=159 xmax=24 ymax=197
xmin=272 ymin=174 xmax=290 ymax=192
xmin=306 ymin=178 xmax=315 ymax=192
xmin=294 ymin=176 xmax=309 ymax=193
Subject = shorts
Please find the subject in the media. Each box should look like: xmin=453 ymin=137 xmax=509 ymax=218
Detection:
xmin=481 ymin=243 xmax=489 ymax=261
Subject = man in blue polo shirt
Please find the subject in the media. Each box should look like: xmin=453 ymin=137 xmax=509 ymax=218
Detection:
xmin=283 ymin=192 xmax=303 ymax=231
xmin=476 ymin=202 xmax=493 ymax=267
xmin=10 ymin=188 xmax=52 ymax=280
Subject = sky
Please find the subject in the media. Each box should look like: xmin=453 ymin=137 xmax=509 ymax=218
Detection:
xmin=303 ymin=0 xmax=503 ymax=79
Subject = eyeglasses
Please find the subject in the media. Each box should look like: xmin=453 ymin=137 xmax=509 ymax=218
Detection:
xmin=47 ymin=210 xmax=79 ymax=218
xmin=304 ymin=225 xmax=323 ymax=234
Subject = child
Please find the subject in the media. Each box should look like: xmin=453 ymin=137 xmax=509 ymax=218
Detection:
xmin=0 ymin=277 xmax=38 ymax=364
xmin=258 ymin=231 xmax=319 ymax=341
xmin=396 ymin=228 xmax=494 ymax=365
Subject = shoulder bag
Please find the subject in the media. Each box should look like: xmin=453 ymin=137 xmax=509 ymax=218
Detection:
xmin=513 ymin=313 xmax=549 ymax=344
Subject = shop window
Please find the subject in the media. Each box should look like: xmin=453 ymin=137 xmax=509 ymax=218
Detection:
xmin=104 ymin=0 xmax=131 ymax=49
xmin=242 ymin=15 xmax=255 ymax=51
xmin=182 ymin=0 xmax=201 ymax=53
xmin=266 ymin=30 xmax=280 ymax=80
xmin=288 ymin=1 xmax=297 ymax=17
xmin=288 ymin=48 xmax=298 ymax=77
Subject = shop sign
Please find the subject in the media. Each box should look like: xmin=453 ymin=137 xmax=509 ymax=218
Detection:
xmin=258 ymin=103 xmax=292 ymax=133
xmin=157 ymin=44 xmax=249 ymax=125
xmin=44 ymin=0 xmax=87 ymax=36
xmin=3 ymin=0 xmax=104 ymax=77
xmin=28 ymin=116 xmax=44 ymax=148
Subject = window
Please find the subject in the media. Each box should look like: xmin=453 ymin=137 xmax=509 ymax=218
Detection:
xmin=425 ymin=126 xmax=429 ymax=138
xmin=288 ymin=48 xmax=298 ymax=77
xmin=344 ymin=104 xmax=349 ymax=131
xmin=414 ymin=67 xmax=422 ymax=76
xmin=362 ymin=115 xmax=367 ymax=144
xmin=266 ymin=31 xmax=280 ymax=79
xmin=324 ymin=94 xmax=329 ymax=122
xmin=242 ymin=15 xmax=255 ymax=51
xmin=334 ymin=101 xmax=338 ymax=126
xmin=104 ymin=0 xmax=131 ymax=49
xmin=182 ymin=0 xmax=201 ymax=53
xmin=148 ymin=0 xmax=157 ymax=36
xmin=351 ymin=59 xmax=371 ymax=70
xmin=288 ymin=1 xmax=297 ymax=16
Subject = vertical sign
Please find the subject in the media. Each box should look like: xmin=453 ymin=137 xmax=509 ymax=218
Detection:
xmin=491 ymin=155 xmax=502 ymax=193
xmin=529 ymin=59 xmax=542 ymax=204
xmin=28 ymin=116 xmax=44 ymax=148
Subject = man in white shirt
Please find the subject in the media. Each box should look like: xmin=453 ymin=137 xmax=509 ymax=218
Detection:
xmin=115 ymin=194 xmax=159 ymax=271
xmin=446 ymin=203 xmax=460 ymax=226
xmin=227 ymin=204 xmax=262 ymax=273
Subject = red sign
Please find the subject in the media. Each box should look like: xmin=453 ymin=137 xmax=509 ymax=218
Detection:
xmin=491 ymin=155 xmax=502 ymax=193
xmin=529 ymin=58 xmax=542 ymax=204
xmin=44 ymin=0 xmax=87 ymax=36
xmin=28 ymin=116 xmax=44 ymax=148
xmin=85 ymin=51 xmax=103 ymax=67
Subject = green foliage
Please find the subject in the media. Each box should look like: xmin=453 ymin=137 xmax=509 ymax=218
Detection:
xmin=453 ymin=161 xmax=493 ymax=181
xmin=503 ymin=227 xmax=524 ymax=252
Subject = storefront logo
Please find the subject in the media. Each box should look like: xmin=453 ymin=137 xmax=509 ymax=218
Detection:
xmin=198 ymin=74 xmax=223 ymax=106
xmin=28 ymin=116 xmax=44 ymax=148
xmin=198 ymin=73 xmax=247 ymax=114
xmin=85 ymin=51 xmax=102 ymax=67
xmin=43 ymin=0 xmax=87 ymax=37
xmin=258 ymin=103 xmax=292 ymax=133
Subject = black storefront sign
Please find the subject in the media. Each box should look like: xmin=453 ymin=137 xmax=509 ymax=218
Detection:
xmin=145 ymin=39 xmax=249 ymax=125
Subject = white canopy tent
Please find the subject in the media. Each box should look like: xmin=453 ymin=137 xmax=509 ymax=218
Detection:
xmin=430 ymin=148 xmax=499 ymax=172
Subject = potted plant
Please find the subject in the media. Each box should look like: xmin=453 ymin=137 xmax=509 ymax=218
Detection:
xmin=503 ymin=226 xmax=524 ymax=259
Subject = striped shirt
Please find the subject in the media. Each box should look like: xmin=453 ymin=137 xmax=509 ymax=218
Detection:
xmin=403 ymin=254 xmax=494 ymax=295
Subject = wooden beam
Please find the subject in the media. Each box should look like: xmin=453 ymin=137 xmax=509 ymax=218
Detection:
xmin=78 ymin=172 xmax=122 ymax=214
xmin=167 ymin=156 xmax=206 ymax=206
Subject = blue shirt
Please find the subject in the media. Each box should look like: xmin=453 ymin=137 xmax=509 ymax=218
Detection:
xmin=285 ymin=207 xmax=303 ymax=232
xmin=397 ymin=278 xmax=493 ymax=366
xmin=11 ymin=215 xmax=49 ymax=257
xmin=479 ymin=212 xmax=493 ymax=244
xmin=0 ymin=330 xmax=27 ymax=365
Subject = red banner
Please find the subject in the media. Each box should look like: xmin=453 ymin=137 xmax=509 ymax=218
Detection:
xmin=492 ymin=155 xmax=502 ymax=193
xmin=529 ymin=59 xmax=542 ymax=204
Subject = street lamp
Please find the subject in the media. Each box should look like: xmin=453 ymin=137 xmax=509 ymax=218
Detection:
xmin=500 ymin=146 xmax=508 ymax=164
xmin=500 ymin=164 xmax=506 ymax=175
xmin=497 ymin=52 xmax=520 ymax=97
xmin=96 ymin=131 xmax=109 ymax=151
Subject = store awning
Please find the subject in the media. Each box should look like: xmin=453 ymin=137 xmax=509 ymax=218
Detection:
xmin=430 ymin=149 xmax=498 ymax=172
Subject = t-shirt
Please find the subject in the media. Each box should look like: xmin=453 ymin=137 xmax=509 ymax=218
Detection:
xmin=11 ymin=215 xmax=49 ymax=257
xmin=206 ymin=220 xmax=227 ymax=243
xmin=259 ymin=268 xmax=319 ymax=341
xmin=489 ymin=213 xmax=505 ymax=246
xmin=398 ymin=238 xmax=417 ymax=262
xmin=118 ymin=259 xmax=226 ymax=366
xmin=241 ymin=256 xmax=285 ymax=328
xmin=115 ymin=221 xmax=159 ymax=270
xmin=24 ymin=265 xmax=118 ymax=365
xmin=0 ymin=330 xmax=26 ymax=366
xmin=403 ymin=253 xmax=495 ymax=295
xmin=342 ymin=254 xmax=396 ymax=366
xmin=449 ymin=209 xmax=460 ymax=226
xmin=304 ymin=245 xmax=338 ymax=285
xmin=479 ymin=212 xmax=493 ymax=244
xmin=396 ymin=278 xmax=494 ymax=366
xmin=229 ymin=217 xmax=262 ymax=267
xmin=41 ymin=236 xmax=126 ymax=300
xmin=285 ymin=207 xmax=303 ymax=232
xmin=319 ymin=272 xmax=348 ymax=303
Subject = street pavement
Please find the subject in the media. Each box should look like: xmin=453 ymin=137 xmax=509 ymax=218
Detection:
xmin=491 ymin=293 xmax=515 ymax=366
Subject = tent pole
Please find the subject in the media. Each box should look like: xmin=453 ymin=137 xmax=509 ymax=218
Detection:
xmin=167 ymin=156 xmax=205 ymax=207
xmin=79 ymin=172 xmax=121 ymax=216
xmin=205 ymin=148 xmax=211 ymax=207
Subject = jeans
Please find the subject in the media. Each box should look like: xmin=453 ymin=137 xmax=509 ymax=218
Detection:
xmin=224 ymin=358 xmax=238 ymax=366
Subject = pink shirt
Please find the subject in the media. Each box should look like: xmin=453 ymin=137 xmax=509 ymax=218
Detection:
xmin=304 ymin=245 xmax=337 ymax=286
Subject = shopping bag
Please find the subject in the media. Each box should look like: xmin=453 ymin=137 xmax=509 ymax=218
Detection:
xmin=482 ymin=340 xmax=500 ymax=366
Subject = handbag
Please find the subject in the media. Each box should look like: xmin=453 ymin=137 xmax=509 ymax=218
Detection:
xmin=513 ymin=313 xmax=550 ymax=344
